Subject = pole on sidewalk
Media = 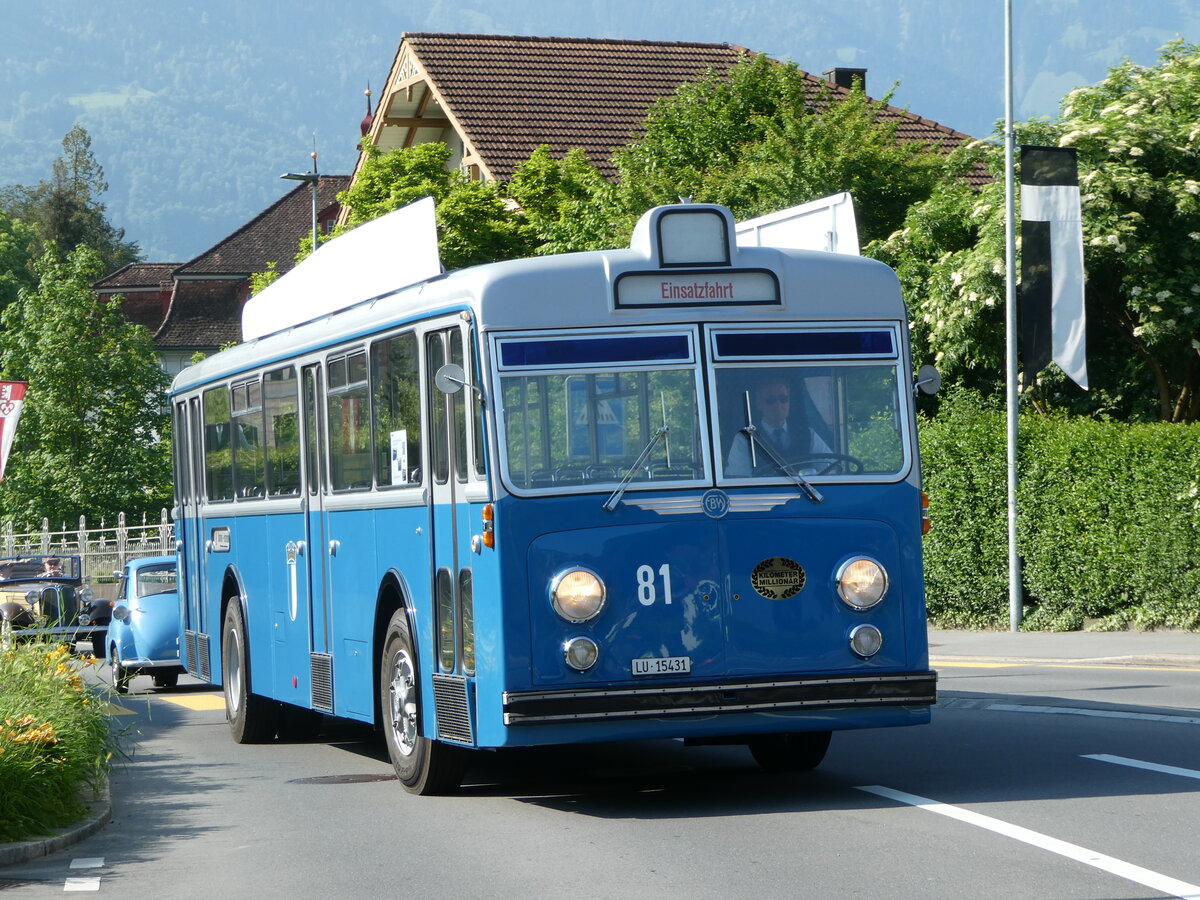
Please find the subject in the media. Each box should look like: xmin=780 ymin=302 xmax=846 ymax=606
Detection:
xmin=1004 ymin=0 xmax=1023 ymax=631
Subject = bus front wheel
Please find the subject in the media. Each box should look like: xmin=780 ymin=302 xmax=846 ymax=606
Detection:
xmin=748 ymin=730 xmax=832 ymax=772
xmin=380 ymin=610 xmax=464 ymax=795
xmin=222 ymin=602 xmax=279 ymax=743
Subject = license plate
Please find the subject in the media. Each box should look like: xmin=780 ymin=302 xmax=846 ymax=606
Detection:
xmin=631 ymin=655 xmax=691 ymax=676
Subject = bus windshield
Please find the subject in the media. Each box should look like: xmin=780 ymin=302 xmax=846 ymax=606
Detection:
xmin=496 ymin=332 xmax=705 ymax=491
xmin=714 ymin=363 xmax=906 ymax=479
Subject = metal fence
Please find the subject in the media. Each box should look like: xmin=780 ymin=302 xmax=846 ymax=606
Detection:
xmin=1 ymin=510 xmax=175 ymax=599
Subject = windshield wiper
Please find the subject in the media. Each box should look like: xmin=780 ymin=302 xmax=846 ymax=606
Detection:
xmin=603 ymin=425 xmax=668 ymax=511
xmin=741 ymin=425 xmax=824 ymax=504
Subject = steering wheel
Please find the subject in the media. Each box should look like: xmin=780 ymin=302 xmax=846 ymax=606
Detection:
xmin=789 ymin=453 xmax=865 ymax=476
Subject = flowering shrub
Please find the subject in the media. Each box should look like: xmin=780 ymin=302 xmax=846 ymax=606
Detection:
xmin=873 ymin=40 xmax=1200 ymax=423
xmin=0 ymin=640 xmax=120 ymax=842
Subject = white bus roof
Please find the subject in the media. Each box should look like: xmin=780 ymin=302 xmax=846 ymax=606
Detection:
xmin=172 ymin=203 xmax=904 ymax=393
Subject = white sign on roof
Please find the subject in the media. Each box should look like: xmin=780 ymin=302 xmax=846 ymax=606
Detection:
xmin=240 ymin=196 xmax=441 ymax=342
xmin=735 ymin=192 xmax=860 ymax=255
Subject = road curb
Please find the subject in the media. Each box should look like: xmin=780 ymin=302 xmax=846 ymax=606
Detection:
xmin=0 ymin=779 xmax=110 ymax=867
xmin=932 ymin=653 xmax=1200 ymax=668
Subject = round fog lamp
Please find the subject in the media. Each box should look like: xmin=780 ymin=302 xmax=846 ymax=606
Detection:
xmin=564 ymin=636 xmax=599 ymax=671
xmin=551 ymin=568 xmax=606 ymax=623
xmin=849 ymin=624 xmax=883 ymax=658
xmin=836 ymin=557 xmax=888 ymax=610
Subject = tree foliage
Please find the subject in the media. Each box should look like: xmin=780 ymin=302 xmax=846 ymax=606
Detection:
xmin=336 ymin=142 xmax=534 ymax=270
xmin=0 ymin=125 xmax=141 ymax=276
xmin=614 ymin=53 xmax=951 ymax=246
xmin=0 ymin=210 xmax=37 ymax=317
xmin=0 ymin=246 xmax=171 ymax=528
xmin=874 ymin=40 xmax=1200 ymax=422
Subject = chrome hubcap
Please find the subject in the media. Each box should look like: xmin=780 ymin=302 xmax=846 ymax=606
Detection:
xmin=387 ymin=649 xmax=418 ymax=757
xmin=226 ymin=628 xmax=243 ymax=714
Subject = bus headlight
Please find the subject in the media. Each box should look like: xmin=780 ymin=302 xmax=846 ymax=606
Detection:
xmin=849 ymin=624 xmax=883 ymax=658
xmin=551 ymin=568 xmax=606 ymax=623
xmin=563 ymin=636 xmax=599 ymax=671
xmin=836 ymin=557 xmax=888 ymax=610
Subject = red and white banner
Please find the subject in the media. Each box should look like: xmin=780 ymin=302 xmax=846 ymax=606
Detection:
xmin=0 ymin=380 xmax=28 ymax=482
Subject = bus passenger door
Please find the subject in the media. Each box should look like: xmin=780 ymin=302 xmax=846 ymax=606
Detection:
xmin=177 ymin=398 xmax=208 ymax=678
xmin=299 ymin=364 xmax=333 ymax=711
xmin=425 ymin=326 xmax=476 ymax=742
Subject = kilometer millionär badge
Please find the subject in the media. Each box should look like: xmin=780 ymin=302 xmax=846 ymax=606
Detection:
xmin=750 ymin=557 xmax=806 ymax=600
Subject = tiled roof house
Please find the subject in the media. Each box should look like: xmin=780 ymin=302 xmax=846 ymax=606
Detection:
xmin=94 ymin=176 xmax=348 ymax=377
xmin=348 ymin=32 xmax=986 ymax=217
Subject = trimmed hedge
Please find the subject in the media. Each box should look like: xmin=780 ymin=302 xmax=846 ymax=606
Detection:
xmin=919 ymin=390 xmax=1200 ymax=631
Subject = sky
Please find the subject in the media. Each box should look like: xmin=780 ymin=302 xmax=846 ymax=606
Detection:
xmin=2 ymin=0 xmax=1199 ymax=262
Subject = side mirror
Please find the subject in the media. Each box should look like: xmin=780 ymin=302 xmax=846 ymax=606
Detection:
xmin=914 ymin=365 xmax=941 ymax=396
xmin=434 ymin=363 xmax=485 ymax=402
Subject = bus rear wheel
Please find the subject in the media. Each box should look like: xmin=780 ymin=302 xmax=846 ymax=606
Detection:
xmin=380 ymin=610 xmax=464 ymax=795
xmin=748 ymin=730 xmax=832 ymax=772
xmin=222 ymin=602 xmax=279 ymax=743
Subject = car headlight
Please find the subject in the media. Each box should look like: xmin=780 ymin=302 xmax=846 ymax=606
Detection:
xmin=551 ymin=568 xmax=606 ymax=623
xmin=836 ymin=557 xmax=888 ymax=610
xmin=112 ymin=605 xmax=131 ymax=622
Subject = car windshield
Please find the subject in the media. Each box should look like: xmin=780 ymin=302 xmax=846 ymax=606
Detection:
xmin=136 ymin=566 xmax=177 ymax=597
xmin=0 ymin=555 xmax=81 ymax=583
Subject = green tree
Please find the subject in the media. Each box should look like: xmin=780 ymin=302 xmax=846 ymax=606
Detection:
xmin=614 ymin=53 xmax=951 ymax=246
xmin=0 ymin=245 xmax=171 ymax=528
xmin=0 ymin=209 xmax=37 ymax=317
xmin=0 ymin=125 xmax=141 ymax=275
xmin=507 ymin=146 xmax=629 ymax=254
xmin=337 ymin=142 xmax=534 ymax=270
xmin=874 ymin=40 xmax=1200 ymax=423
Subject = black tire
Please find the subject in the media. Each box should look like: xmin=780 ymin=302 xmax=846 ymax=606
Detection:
xmin=379 ymin=609 xmax=465 ymax=795
xmin=748 ymin=731 xmax=832 ymax=772
xmin=109 ymin=646 xmax=133 ymax=695
xmin=152 ymin=671 xmax=180 ymax=690
xmin=222 ymin=602 xmax=279 ymax=743
xmin=91 ymin=633 xmax=106 ymax=659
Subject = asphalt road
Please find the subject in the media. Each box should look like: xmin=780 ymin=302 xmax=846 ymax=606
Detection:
xmin=3 ymin=647 xmax=1200 ymax=899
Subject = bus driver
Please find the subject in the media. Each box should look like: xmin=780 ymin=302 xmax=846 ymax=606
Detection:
xmin=724 ymin=376 xmax=830 ymax=477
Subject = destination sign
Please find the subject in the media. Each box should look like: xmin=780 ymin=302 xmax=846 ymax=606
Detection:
xmin=614 ymin=269 xmax=780 ymax=308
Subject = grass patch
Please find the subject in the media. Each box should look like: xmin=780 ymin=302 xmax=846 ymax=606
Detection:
xmin=0 ymin=638 xmax=122 ymax=842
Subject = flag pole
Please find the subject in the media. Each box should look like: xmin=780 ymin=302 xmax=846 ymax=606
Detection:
xmin=1003 ymin=0 xmax=1022 ymax=631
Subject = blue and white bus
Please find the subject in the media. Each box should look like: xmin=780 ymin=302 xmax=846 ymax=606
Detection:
xmin=170 ymin=201 xmax=936 ymax=794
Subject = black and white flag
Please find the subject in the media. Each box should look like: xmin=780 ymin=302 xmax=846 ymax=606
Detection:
xmin=1019 ymin=145 xmax=1088 ymax=389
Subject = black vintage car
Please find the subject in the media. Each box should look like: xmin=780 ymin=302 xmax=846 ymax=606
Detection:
xmin=0 ymin=554 xmax=109 ymax=655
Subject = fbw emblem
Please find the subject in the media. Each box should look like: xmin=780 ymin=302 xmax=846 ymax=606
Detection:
xmin=701 ymin=489 xmax=729 ymax=519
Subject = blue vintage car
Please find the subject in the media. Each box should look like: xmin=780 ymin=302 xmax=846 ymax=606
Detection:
xmin=107 ymin=555 xmax=184 ymax=693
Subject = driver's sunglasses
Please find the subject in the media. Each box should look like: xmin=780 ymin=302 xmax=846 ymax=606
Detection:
xmin=762 ymin=394 xmax=790 ymax=404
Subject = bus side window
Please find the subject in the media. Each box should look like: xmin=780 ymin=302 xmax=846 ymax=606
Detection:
xmin=468 ymin=329 xmax=486 ymax=479
xmin=426 ymin=333 xmax=449 ymax=484
xmin=449 ymin=329 xmax=468 ymax=483
xmin=264 ymin=366 xmax=300 ymax=496
xmin=370 ymin=331 xmax=421 ymax=488
xmin=202 ymin=386 xmax=233 ymax=502
xmin=327 ymin=350 xmax=372 ymax=491
xmin=231 ymin=378 xmax=265 ymax=499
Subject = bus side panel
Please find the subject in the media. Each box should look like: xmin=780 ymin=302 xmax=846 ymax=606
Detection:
xmin=264 ymin=508 xmax=312 ymax=709
xmin=229 ymin=514 xmax=272 ymax=699
xmin=363 ymin=502 xmax=434 ymax=720
xmin=325 ymin=506 xmax=379 ymax=720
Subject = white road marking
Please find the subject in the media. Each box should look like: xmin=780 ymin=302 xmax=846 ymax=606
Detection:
xmin=63 ymin=876 xmax=101 ymax=891
xmin=857 ymin=784 xmax=1200 ymax=900
xmin=69 ymin=858 xmax=103 ymax=869
xmin=1084 ymin=754 xmax=1200 ymax=781
xmin=987 ymin=703 xmax=1200 ymax=726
